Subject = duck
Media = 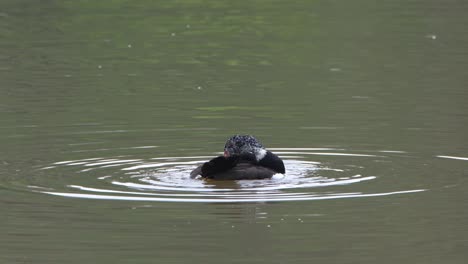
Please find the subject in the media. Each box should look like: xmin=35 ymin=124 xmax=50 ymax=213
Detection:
xmin=190 ymin=135 xmax=285 ymax=180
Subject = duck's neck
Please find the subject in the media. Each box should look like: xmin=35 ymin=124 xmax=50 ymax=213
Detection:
xmin=254 ymin=148 xmax=267 ymax=161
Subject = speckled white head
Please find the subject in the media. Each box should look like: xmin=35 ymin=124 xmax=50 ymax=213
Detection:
xmin=224 ymin=135 xmax=266 ymax=161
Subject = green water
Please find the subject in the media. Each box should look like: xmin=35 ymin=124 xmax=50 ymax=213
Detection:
xmin=1 ymin=1 xmax=468 ymax=263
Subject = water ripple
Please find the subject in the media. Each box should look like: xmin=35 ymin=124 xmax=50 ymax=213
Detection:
xmin=32 ymin=148 xmax=426 ymax=203
xmin=436 ymin=155 xmax=468 ymax=161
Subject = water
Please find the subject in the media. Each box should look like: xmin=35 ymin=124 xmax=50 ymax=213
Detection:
xmin=1 ymin=1 xmax=468 ymax=263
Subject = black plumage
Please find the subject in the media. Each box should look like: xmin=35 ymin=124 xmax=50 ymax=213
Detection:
xmin=190 ymin=135 xmax=285 ymax=180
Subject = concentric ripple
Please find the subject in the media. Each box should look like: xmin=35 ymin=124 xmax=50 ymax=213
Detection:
xmin=34 ymin=148 xmax=426 ymax=203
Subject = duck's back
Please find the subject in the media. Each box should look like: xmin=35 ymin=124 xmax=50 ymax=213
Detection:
xmin=191 ymin=161 xmax=277 ymax=180
xmin=210 ymin=162 xmax=277 ymax=180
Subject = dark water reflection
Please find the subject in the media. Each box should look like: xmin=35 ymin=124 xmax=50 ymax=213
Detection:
xmin=1 ymin=0 xmax=468 ymax=263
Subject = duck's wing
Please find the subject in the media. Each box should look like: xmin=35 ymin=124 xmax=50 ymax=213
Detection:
xmin=259 ymin=151 xmax=285 ymax=174
xmin=190 ymin=156 xmax=239 ymax=178
xmin=190 ymin=165 xmax=203 ymax=179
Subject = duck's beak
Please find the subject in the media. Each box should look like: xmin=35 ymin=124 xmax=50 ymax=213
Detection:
xmin=224 ymin=150 xmax=229 ymax=157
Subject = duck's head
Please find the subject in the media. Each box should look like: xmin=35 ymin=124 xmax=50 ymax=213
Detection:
xmin=223 ymin=135 xmax=267 ymax=161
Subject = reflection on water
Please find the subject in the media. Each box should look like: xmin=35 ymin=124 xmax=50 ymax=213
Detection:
xmin=35 ymin=148 xmax=425 ymax=203
xmin=436 ymin=155 xmax=468 ymax=161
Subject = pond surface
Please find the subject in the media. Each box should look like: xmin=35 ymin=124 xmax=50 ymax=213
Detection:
xmin=1 ymin=1 xmax=468 ymax=263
